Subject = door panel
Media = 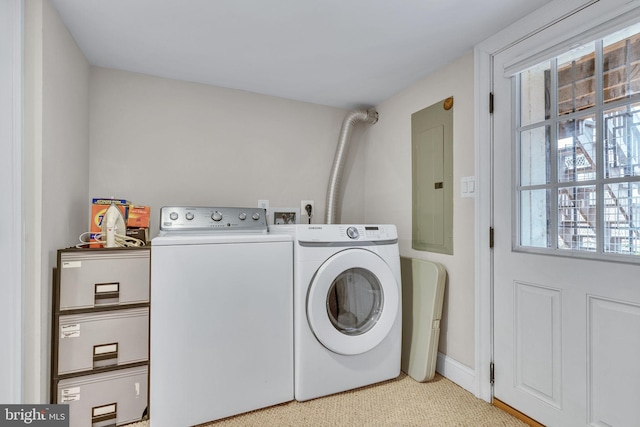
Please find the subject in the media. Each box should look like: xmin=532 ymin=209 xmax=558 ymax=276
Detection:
xmin=588 ymin=296 xmax=640 ymax=425
xmin=513 ymin=281 xmax=562 ymax=408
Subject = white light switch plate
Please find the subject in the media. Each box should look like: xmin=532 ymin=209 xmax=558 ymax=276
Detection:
xmin=461 ymin=176 xmax=476 ymax=198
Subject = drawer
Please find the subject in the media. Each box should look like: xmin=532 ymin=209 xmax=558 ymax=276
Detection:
xmin=56 ymin=365 xmax=148 ymax=427
xmin=59 ymin=250 xmax=149 ymax=310
xmin=57 ymin=308 xmax=149 ymax=375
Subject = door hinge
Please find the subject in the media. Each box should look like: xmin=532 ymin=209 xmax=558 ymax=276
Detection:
xmin=490 ymin=362 xmax=495 ymax=384
xmin=489 ymin=227 xmax=494 ymax=249
xmin=489 ymin=92 xmax=494 ymax=114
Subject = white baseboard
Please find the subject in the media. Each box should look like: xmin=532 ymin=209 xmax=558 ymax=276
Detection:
xmin=435 ymin=352 xmax=476 ymax=394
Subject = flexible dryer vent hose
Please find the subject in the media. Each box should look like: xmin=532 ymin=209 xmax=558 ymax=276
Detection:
xmin=324 ymin=108 xmax=379 ymax=224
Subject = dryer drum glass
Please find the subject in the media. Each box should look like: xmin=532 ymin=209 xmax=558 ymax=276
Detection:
xmin=326 ymin=268 xmax=383 ymax=336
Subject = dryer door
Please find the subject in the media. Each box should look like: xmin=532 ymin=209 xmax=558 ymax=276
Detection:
xmin=307 ymin=248 xmax=399 ymax=356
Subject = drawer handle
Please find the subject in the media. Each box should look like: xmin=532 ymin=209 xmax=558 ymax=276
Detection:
xmin=93 ymin=343 xmax=118 ymax=368
xmin=92 ymin=402 xmax=117 ymax=427
xmin=94 ymin=282 xmax=119 ymax=305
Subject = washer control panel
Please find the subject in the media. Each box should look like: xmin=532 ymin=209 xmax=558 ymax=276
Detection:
xmin=159 ymin=206 xmax=267 ymax=232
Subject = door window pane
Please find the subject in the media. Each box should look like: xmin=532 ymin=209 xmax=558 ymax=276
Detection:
xmin=520 ymin=126 xmax=550 ymax=186
xmin=603 ymin=23 xmax=640 ymax=103
xmin=604 ymin=103 xmax=640 ymax=178
xmin=557 ymin=43 xmax=596 ymax=115
xmin=520 ymin=62 xmax=551 ymax=127
xmin=521 ymin=189 xmax=550 ymax=248
xmin=604 ymin=181 xmax=640 ymax=254
xmin=558 ymin=115 xmax=596 ymax=183
xmin=558 ymin=185 xmax=597 ymax=251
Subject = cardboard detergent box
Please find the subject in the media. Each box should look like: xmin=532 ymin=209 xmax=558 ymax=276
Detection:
xmin=92 ymin=198 xmax=130 ymax=206
xmin=89 ymin=198 xmax=150 ymax=247
xmin=127 ymin=205 xmax=150 ymax=228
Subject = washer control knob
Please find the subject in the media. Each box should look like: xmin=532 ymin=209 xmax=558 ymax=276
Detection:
xmin=169 ymin=212 xmax=179 ymax=221
xmin=212 ymin=211 xmax=223 ymax=221
xmin=252 ymin=212 xmax=261 ymax=221
xmin=185 ymin=212 xmax=195 ymax=221
xmin=346 ymin=227 xmax=360 ymax=239
xmin=238 ymin=212 xmax=247 ymax=220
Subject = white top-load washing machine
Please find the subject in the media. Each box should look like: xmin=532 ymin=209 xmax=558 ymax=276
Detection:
xmin=150 ymin=207 xmax=293 ymax=427
xmin=271 ymin=224 xmax=401 ymax=401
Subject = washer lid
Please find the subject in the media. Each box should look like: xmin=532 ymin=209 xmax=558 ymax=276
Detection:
xmin=307 ymin=248 xmax=399 ymax=356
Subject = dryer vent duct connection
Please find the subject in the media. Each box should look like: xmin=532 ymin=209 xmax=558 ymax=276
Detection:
xmin=325 ymin=108 xmax=379 ymax=224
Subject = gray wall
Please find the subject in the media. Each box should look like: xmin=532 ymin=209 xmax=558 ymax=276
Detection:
xmin=23 ymin=0 xmax=90 ymax=402
xmin=88 ymin=67 xmax=366 ymax=234
xmin=0 ymin=0 xmax=24 ymax=404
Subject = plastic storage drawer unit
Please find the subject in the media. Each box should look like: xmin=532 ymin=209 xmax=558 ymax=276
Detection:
xmin=58 ymin=250 xmax=150 ymax=310
xmin=57 ymin=307 xmax=149 ymax=375
xmin=57 ymin=365 xmax=148 ymax=427
xmin=52 ymin=247 xmax=150 ymax=427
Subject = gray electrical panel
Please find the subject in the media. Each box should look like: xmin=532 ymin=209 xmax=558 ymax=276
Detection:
xmin=411 ymin=98 xmax=454 ymax=254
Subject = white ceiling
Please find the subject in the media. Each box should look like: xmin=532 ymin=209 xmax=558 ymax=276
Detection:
xmin=51 ymin=0 xmax=552 ymax=110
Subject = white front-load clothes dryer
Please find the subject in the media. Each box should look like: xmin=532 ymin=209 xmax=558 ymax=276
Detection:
xmin=271 ymin=224 xmax=401 ymax=401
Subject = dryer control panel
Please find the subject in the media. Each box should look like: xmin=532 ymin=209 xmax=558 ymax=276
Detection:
xmin=292 ymin=224 xmax=398 ymax=243
xmin=159 ymin=206 xmax=267 ymax=232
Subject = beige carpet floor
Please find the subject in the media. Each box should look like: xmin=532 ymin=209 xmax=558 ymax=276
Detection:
xmin=127 ymin=373 xmax=527 ymax=426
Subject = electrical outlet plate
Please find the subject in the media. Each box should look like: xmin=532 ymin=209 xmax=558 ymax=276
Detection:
xmin=258 ymin=199 xmax=269 ymax=214
xmin=301 ymin=200 xmax=314 ymax=222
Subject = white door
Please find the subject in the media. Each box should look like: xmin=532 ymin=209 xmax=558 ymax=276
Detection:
xmin=492 ymin=16 xmax=640 ymax=427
